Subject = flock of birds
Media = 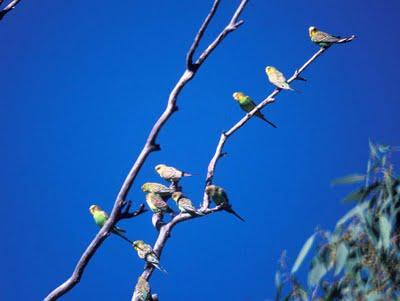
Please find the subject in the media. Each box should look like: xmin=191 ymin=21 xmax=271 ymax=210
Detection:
xmin=88 ymin=26 xmax=353 ymax=300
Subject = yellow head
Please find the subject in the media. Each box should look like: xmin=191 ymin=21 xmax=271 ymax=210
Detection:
xmin=133 ymin=240 xmax=144 ymax=250
xmin=155 ymin=164 xmax=166 ymax=173
xmin=205 ymin=185 xmax=217 ymax=195
xmin=232 ymin=92 xmax=245 ymax=102
xmin=141 ymin=183 xmax=149 ymax=192
xmin=309 ymin=26 xmax=317 ymax=37
xmin=171 ymin=191 xmax=182 ymax=202
xmin=89 ymin=204 xmax=101 ymax=215
xmin=265 ymin=66 xmax=276 ymax=75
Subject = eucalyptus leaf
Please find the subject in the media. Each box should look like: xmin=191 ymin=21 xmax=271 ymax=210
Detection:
xmin=334 ymin=242 xmax=349 ymax=276
xmin=308 ymin=257 xmax=327 ymax=287
xmin=379 ymin=214 xmax=391 ymax=250
xmin=291 ymin=234 xmax=315 ymax=274
xmin=331 ymin=174 xmax=366 ymax=186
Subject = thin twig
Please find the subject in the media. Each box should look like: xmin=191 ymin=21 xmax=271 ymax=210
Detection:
xmin=131 ymin=1 xmax=249 ymax=300
xmin=44 ymin=1 xmax=248 ymax=301
xmin=0 ymin=0 xmax=21 ymax=20
xmin=202 ymin=36 xmax=356 ymax=209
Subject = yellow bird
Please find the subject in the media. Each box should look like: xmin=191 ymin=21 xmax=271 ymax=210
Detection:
xmin=265 ymin=66 xmax=294 ymax=91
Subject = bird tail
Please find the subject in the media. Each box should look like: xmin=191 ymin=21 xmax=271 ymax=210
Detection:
xmin=153 ymin=263 xmax=168 ymax=274
xmin=113 ymin=231 xmax=133 ymax=244
xmin=182 ymin=171 xmax=192 ymax=177
xmin=259 ymin=115 xmax=277 ymax=128
xmin=226 ymin=207 xmax=245 ymax=222
xmin=337 ymin=35 xmax=356 ymax=44
xmin=114 ymin=226 xmax=126 ymax=233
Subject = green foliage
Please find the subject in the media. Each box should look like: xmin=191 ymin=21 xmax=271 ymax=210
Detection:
xmin=275 ymin=142 xmax=400 ymax=300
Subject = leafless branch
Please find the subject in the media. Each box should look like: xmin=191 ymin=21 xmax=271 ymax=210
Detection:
xmin=44 ymin=1 xmax=248 ymax=300
xmin=0 ymin=0 xmax=21 ymax=20
xmin=202 ymin=35 xmax=356 ymax=209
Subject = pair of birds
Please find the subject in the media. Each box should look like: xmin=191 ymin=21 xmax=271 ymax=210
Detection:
xmin=233 ymin=26 xmax=353 ymax=128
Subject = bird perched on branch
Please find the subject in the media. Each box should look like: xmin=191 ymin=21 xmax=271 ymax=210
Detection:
xmin=133 ymin=240 xmax=167 ymax=273
xmin=205 ymin=185 xmax=245 ymax=222
xmin=89 ymin=205 xmax=132 ymax=243
xmin=145 ymin=192 xmax=174 ymax=214
xmin=171 ymin=192 xmax=204 ymax=216
xmin=155 ymin=164 xmax=192 ymax=183
xmin=141 ymin=182 xmax=175 ymax=197
xmin=134 ymin=276 xmax=150 ymax=301
xmin=232 ymin=92 xmax=277 ymax=128
xmin=265 ymin=66 xmax=297 ymax=91
xmin=309 ymin=26 xmax=354 ymax=48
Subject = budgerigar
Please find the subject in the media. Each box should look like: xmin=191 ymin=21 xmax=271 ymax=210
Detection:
xmin=265 ymin=66 xmax=294 ymax=91
xmin=89 ymin=205 xmax=125 ymax=234
xmin=134 ymin=276 xmax=150 ymax=301
xmin=145 ymin=192 xmax=174 ymax=214
xmin=89 ymin=205 xmax=132 ymax=243
xmin=171 ymin=192 xmax=204 ymax=216
xmin=309 ymin=26 xmax=352 ymax=48
xmin=141 ymin=182 xmax=174 ymax=197
xmin=232 ymin=92 xmax=277 ymax=128
xmin=205 ymin=185 xmax=245 ymax=222
xmin=133 ymin=240 xmax=167 ymax=273
xmin=155 ymin=164 xmax=192 ymax=183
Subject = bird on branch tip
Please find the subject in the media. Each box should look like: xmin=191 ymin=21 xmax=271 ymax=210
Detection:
xmin=171 ymin=192 xmax=204 ymax=216
xmin=309 ymin=26 xmax=354 ymax=48
xmin=133 ymin=240 xmax=167 ymax=273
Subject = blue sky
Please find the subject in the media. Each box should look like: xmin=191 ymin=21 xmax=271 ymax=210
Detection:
xmin=1 ymin=1 xmax=399 ymax=300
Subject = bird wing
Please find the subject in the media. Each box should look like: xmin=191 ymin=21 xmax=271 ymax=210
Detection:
xmin=152 ymin=195 xmax=170 ymax=210
xmin=314 ymin=30 xmax=340 ymax=43
xmin=179 ymin=198 xmax=195 ymax=211
xmin=271 ymin=69 xmax=287 ymax=84
xmin=162 ymin=167 xmax=180 ymax=179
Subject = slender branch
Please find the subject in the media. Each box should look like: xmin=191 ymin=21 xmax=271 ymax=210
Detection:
xmin=0 ymin=0 xmax=21 ymax=20
xmin=131 ymin=1 xmax=249 ymax=300
xmin=44 ymin=1 xmax=248 ymax=300
xmin=186 ymin=0 xmax=220 ymax=70
xmin=202 ymin=36 xmax=356 ymax=209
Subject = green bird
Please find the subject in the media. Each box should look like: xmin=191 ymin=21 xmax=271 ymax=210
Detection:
xmin=205 ymin=185 xmax=245 ymax=222
xmin=134 ymin=276 xmax=150 ymax=301
xmin=309 ymin=26 xmax=353 ymax=48
xmin=232 ymin=92 xmax=277 ymax=128
xmin=133 ymin=240 xmax=167 ymax=273
xmin=89 ymin=205 xmax=132 ymax=243
xmin=141 ymin=182 xmax=174 ymax=197
xmin=155 ymin=164 xmax=192 ymax=183
xmin=171 ymin=192 xmax=204 ymax=216
xmin=145 ymin=192 xmax=174 ymax=214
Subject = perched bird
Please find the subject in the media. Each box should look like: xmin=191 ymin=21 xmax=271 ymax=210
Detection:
xmin=141 ymin=182 xmax=175 ymax=197
xmin=89 ymin=205 xmax=125 ymax=234
xmin=155 ymin=164 xmax=192 ymax=183
xmin=145 ymin=192 xmax=174 ymax=214
xmin=133 ymin=240 xmax=167 ymax=273
xmin=89 ymin=205 xmax=132 ymax=243
xmin=265 ymin=66 xmax=295 ymax=91
xmin=171 ymin=192 xmax=204 ymax=216
xmin=134 ymin=276 xmax=150 ymax=301
xmin=309 ymin=26 xmax=352 ymax=48
xmin=232 ymin=92 xmax=277 ymax=128
xmin=205 ymin=185 xmax=245 ymax=222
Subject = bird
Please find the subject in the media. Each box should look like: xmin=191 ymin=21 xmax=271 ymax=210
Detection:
xmin=134 ymin=276 xmax=151 ymax=301
xmin=145 ymin=192 xmax=174 ymax=214
xmin=205 ymin=185 xmax=245 ymax=222
xmin=133 ymin=240 xmax=167 ymax=273
xmin=232 ymin=92 xmax=277 ymax=128
xmin=308 ymin=26 xmax=353 ymax=48
xmin=89 ymin=204 xmax=132 ymax=243
xmin=265 ymin=66 xmax=295 ymax=91
xmin=141 ymin=182 xmax=175 ymax=197
xmin=155 ymin=164 xmax=192 ymax=183
xmin=171 ymin=192 xmax=204 ymax=216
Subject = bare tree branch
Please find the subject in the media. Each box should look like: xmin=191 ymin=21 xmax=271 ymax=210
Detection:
xmin=44 ymin=1 xmax=248 ymax=300
xmin=131 ymin=1 xmax=249 ymax=300
xmin=201 ymin=35 xmax=356 ymax=209
xmin=0 ymin=0 xmax=21 ymax=20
